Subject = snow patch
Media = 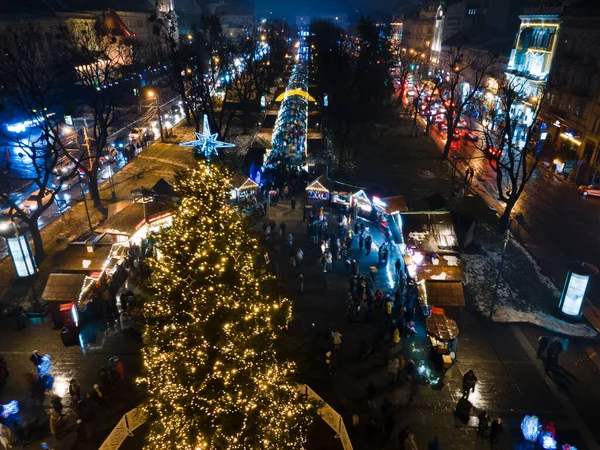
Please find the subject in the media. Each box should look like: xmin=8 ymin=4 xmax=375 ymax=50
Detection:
xmin=442 ymin=255 xmax=460 ymax=266
xmin=430 ymin=272 xmax=448 ymax=280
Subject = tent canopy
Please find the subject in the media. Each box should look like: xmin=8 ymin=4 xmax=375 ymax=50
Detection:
xmin=42 ymin=274 xmax=86 ymax=302
xmin=307 ymin=174 xmax=333 ymax=193
xmin=426 ymin=314 xmax=459 ymax=340
xmin=231 ymin=173 xmax=259 ymax=191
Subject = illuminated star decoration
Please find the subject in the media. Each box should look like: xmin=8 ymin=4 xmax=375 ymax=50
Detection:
xmin=180 ymin=114 xmax=235 ymax=159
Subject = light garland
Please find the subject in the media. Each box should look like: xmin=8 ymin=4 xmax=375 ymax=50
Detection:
xmin=138 ymin=163 xmax=313 ymax=449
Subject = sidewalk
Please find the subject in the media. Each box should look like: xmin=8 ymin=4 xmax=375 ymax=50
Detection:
xmin=260 ymin=199 xmax=593 ymax=449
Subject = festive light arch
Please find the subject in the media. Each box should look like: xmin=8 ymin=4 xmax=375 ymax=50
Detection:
xmin=275 ymin=89 xmax=316 ymax=102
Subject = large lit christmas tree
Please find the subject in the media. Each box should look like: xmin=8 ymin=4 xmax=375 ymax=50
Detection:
xmin=139 ymin=164 xmax=313 ymax=449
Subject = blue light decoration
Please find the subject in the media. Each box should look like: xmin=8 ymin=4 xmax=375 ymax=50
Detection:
xmin=37 ymin=354 xmax=52 ymax=378
xmin=540 ymin=433 xmax=557 ymax=449
xmin=179 ymin=114 xmax=235 ymax=159
xmin=562 ymin=445 xmax=578 ymax=450
xmin=1 ymin=400 xmax=19 ymax=418
xmin=521 ymin=415 xmax=541 ymax=442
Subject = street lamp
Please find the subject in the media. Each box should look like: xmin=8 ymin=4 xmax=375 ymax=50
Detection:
xmin=147 ymin=90 xmax=164 ymax=141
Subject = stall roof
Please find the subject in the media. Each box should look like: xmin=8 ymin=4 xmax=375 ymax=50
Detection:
xmin=231 ymin=173 xmax=259 ymax=190
xmin=307 ymin=174 xmax=333 ymax=192
xmin=382 ymin=196 xmax=408 ymax=214
xmin=42 ymin=274 xmax=87 ymax=302
xmin=425 ymin=281 xmax=465 ymax=307
xmin=426 ymin=314 xmax=459 ymax=340
xmin=152 ymin=178 xmax=177 ymax=197
xmin=97 ymin=202 xmax=174 ymax=237
xmin=58 ymin=244 xmax=115 ymax=272
xmin=400 ymin=211 xmax=459 ymax=251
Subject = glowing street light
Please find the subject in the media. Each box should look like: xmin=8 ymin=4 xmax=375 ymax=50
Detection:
xmin=147 ymin=90 xmax=164 ymax=141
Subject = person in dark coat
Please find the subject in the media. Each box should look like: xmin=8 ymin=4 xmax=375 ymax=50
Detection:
xmin=365 ymin=235 xmax=372 ymax=255
xmin=359 ymin=234 xmax=364 ymax=252
xmin=477 ymin=411 xmax=490 ymax=437
xmin=75 ymin=419 xmax=88 ymax=443
xmin=92 ymin=384 xmax=109 ymax=409
xmin=462 ymin=370 xmax=478 ymax=397
xmin=291 ymin=197 xmax=296 ymax=210
xmin=490 ymin=418 xmax=503 ymax=446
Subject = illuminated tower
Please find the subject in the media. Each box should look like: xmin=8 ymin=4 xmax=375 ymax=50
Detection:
xmin=430 ymin=2 xmax=444 ymax=64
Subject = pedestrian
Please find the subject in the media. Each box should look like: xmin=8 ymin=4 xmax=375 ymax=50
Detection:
xmin=354 ymin=221 xmax=359 ymax=235
xmin=331 ymin=330 xmax=342 ymax=350
xmin=112 ymin=357 xmax=124 ymax=381
xmin=545 ymin=339 xmax=563 ymax=370
xmin=92 ymin=384 xmax=108 ymax=409
xmin=404 ymin=432 xmax=418 ymax=450
xmin=49 ymin=410 xmax=62 ymax=438
xmin=298 ymin=274 xmax=304 ymax=298
xmin=395 ymin=258 xmax=402 ymax=277
xmin=279 ymin=222 xmax=286 ymax=238
xmin=384 ymin=297 xmax=393 ymax=320
xmin=296 ymin=248 xmax=304 ymax=266
xmin=477 ymin=411 xmax=489 ymax=438
xmin=359 ymin=234 xmax=364 ymax=252
xmin=365 ymin=235 xmax=372 ymax=255
xmin=462 ymin=370 xmax=477 ymax=397
xmin=537 ymin=335 xmax=549 ymax=359
xmin=326 ymin=251 xmax=333 ymax=272
xmin=51 ymin=395 xmax=63 ymax=415
xmin=291 ymin=197 xmax=296 ymax=210
xmin=351 ymin=259 xmax=358 ymax=276
xmin=75 ymin=419 xmax=87 ymax=444
xmin=392 ymin=327 xmax=401 ymax=346
xmin=490 ymin=418 xmax=503 ymax=446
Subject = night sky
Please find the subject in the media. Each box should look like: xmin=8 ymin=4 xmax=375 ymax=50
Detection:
xmin=253 ymin=0 xmax=416 ymax=21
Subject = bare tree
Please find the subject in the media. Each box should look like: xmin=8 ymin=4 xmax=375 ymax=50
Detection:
xmin=392 ymin=46 xmax=428 ymax=109
xmin=0 ymin=25 xmax=70 ymax=262
xmin=475 ymin=77 xmax=549 ymax=229
xmin=60 ymin=20 xmax=133 ymax=215
xmin=437 ymin=47 xmax=498 ymax=159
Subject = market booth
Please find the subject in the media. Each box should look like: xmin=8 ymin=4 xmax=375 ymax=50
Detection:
xmin=371 ymin=195 xmax=408 ymax=239
xmin=306 ymin=175 xmax=332 ymax=201
xmin=42 ymin=274 xmax=86 ymax=329
xmin=426 ymin=314 xmax=459 ymax=370
xmin=229 ymin=173 xmax=259 ymax=203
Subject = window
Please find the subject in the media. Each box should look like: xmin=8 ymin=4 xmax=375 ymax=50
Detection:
xmin=468 ymin=9 xmax=476 ymax=15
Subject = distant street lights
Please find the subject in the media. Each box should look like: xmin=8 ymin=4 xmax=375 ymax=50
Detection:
xmin=147 ymin=90 xmax=164 ymax=141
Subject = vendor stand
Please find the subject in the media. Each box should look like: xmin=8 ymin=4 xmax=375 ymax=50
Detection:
xmin=350 ymin=190 xmax=372 ymax=218
xmin=230 ymin=172 xmax=259 ymax=203
xmin=306 ymin=175 xmax=332 ymax=202
xmin=426 ymin=314 xmax=459 ymax=369
xmin=371 ymin=195 xmax=408 ymax=238
xmin=42 ymin=274 xmax=86 ymax=330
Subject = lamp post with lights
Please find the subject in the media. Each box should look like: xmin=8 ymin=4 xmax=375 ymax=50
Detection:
xmin=147 ymin=90 xmax=164 ymax=141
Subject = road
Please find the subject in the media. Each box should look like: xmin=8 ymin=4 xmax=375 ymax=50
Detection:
xmin=434 ymin=127 xmax=600 ymax=304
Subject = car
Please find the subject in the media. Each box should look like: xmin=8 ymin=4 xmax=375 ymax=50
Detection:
xmin=52 ymin=157 xmax=76 ymax=176
xmin=578 ymin=184 xmax=600 ymax=197
xmin=485 ymin=147 xmax=503 ymax=158
xmin=54 ymin=171 xmax=82 ymax=190
xmin=129 ymin=128 xmax=145 ymax=141
xmin=462 ymin=130 xmax=479 ymax=142
xmin=21 ymin=188 xmax=55 ymax=211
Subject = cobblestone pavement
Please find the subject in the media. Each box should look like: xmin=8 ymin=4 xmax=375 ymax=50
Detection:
xmin=263 ymin=201 xmax=598 ymax=449
xmin=0 ymin=314 xmax=143 ymax=449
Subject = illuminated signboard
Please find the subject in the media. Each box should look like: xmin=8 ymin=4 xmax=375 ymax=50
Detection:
xmin=560 ymin=273 xmax=589 ymax=316
xmin=7 ymin=235 xmax=37 ymax=277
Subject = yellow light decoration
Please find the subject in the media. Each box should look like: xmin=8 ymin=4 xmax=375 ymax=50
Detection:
xmin=138 ymin=163 xmax=314 ymax=449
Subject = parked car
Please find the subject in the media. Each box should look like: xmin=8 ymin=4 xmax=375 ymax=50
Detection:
xmin=52 ymin=157 xmax=76 ymax=176
xmin=55 ymin=171 xmax=82 ymax=190
xmin=21 ymin=188 xmax=55 ymax=211
xmin=578 ymin=184 xmax=600 ymax=197
xmin=462 ymin=130 xmax=479 ymax=142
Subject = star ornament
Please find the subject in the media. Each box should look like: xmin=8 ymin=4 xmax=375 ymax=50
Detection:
xmin=179 ymin=114 xmax=235 ymax=159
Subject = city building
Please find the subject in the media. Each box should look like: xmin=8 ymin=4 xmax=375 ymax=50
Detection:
xmin=401 ymin=1 xmax=440 ymax=58
xmin=177 ymin=1 xmax=254 ymax=40
xmin=296 ymin=14 xmax=348 ymax=31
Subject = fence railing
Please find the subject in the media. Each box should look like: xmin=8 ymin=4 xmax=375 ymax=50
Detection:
xmin=99 ymin=384 xmax=353 ymax=450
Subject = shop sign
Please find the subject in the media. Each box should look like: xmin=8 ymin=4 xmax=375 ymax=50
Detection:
xmin=148 ymin=211 xmax=174 ymax=224
xmin=560 ymin=272 xmax=589 ymax=316
xmin=553 ymin=120 xmax=561 ymax=128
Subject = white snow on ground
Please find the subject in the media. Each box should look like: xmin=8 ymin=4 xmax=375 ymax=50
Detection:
xmin=462 ymin=248 xmax=597 ymax=338
xmin=408 ymin=232 xmax=428 ymax=243
xmin=430 ymin=272 xmax=448 ymax=280
xmin=442 ymin=255 xmax=459 ymax=266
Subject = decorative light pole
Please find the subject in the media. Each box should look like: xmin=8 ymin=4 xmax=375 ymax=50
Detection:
xmin=147 ymin=90 xmax=164 ymax=141
xmin=0 ymin=218 xmax=37 ymax=277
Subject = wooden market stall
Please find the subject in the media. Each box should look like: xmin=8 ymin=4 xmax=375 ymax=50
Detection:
xmin=230 ymin=172 xmax=259 ymax=202
xmin=425 ymin=314 xmax=460 ymax=369
xmin=306 ymin=174 xmax=333 ymax=201
xmin=42 ymin=273 xmax=86 ymax=328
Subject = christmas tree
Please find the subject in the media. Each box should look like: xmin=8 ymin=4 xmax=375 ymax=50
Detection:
xmin=139 ymin=164 xmax=312 ymax=449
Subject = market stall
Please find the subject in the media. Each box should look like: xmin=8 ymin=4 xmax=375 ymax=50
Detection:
xmin=306 ymin=175 xmax=332 ymax=201
xmin=230 ymin=173 xmax=259 ymax=202
xmin=350 ymin=190 xmax=372 ymax=217
xmin=42 ymin=274 xmax=86 ymax=328
xmin=426 ymin=314 xmax=459 ymax=369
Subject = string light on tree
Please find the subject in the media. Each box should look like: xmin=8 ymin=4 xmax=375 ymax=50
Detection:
xmin=138 ymin=163 xmax=313 ymax=449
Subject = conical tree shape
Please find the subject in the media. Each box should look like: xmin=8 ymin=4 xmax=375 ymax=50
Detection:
xmin=140 ymin=164 xmax=312 ymax=449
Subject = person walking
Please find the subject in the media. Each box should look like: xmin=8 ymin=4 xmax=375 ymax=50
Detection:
xmin=359 ymin=234 xmax=364 ymax=252
xmin=75 ymin=419 xmax=88 ymax=444
xmin=490 ymin=418 xmax=503 ymax=446
xmin=477 ymin=411 xmax=490 ymax=438
xmin=291 ymin=197 xmax=296 ymax=210
xmin=331 ymin=331 xmax=342 ymax=350
xmin=462 ymin=370 xmax=478 ymax=397
xmin=298 ymin=274 xmax=304 ymax=298
xmin=404 ymin=432 xmax=418 ymax=450
xmin=365 ymin=235 xmax=372 ymax=255
xmin=545 ymin=339 xmax=563 ymax=370
xmin=92 ymin=384 xmax=109 ymax=409
xmin=279 ymin=222 xmax=287 ymax=239
xmin=537 ymin=335 xmax=549 ymax=359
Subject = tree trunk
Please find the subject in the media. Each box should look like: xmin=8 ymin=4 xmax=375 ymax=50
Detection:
xmin=442 ymin=133 xmax=453 ymax=159
xmin=28 ymin=219 xmax=45 ymax=264
xmin=498 ymin=198 xmax=516 ymax=230
xmin=87 ymin=172 xmax=107 ymax=216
